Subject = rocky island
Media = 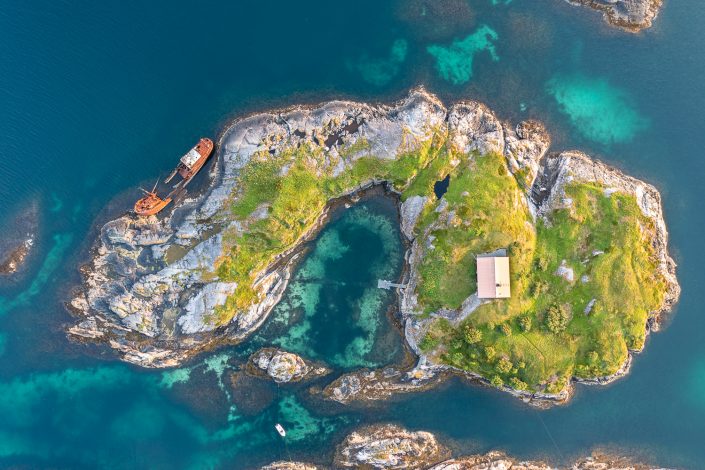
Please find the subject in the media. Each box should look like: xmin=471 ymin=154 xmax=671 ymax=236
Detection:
xmin=263 ymin=423 xmax=667 ymax=469
xmin=68 ymin=88 xmax=679 ymax=406
xmin=565 ymin=0 xmax=663 ymax=32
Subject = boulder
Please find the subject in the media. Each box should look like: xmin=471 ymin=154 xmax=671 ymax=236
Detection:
xmin=334 ymin=424 xmax=450 ymax=469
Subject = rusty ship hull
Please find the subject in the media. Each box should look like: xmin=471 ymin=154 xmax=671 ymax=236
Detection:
xmin=164 ymin=137 xmax=214 ymax=185
xmin=134 ymin=193 xmax=172 ymax=216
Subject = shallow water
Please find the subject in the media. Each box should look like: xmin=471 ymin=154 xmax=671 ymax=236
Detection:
xmin=1 ymin=0 xmax=705 ymax=468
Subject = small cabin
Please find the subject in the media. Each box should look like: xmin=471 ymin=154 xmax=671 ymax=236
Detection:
xmin=476 ymin=253 xmax=511 ymax=299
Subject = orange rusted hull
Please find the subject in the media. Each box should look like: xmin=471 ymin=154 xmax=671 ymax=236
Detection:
xmin=135 ymin=137 xmax=213 ymax=217
xmin=178 ymin=137 xmax=214 ymax=180
xmin=134 ymin=193 xmax=172 ymax=216
xmin=164 ymin=138 xmax=215 ymax=184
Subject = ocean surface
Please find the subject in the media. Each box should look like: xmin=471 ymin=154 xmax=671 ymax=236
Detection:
xmin=0 ymin=0 xmax=704 ymax=468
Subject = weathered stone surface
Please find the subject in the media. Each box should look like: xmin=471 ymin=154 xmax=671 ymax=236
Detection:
xmin=270 ymin=431 xmax=670 ymax=469
xmin=260 ymin=462 xmax=319 ymax=470
xmin=247 ymin=347 xmax=329 ymax=383
xmin=334 ymin=424 xmax=450 ymax=469
xmin=0 ymin=199 xmax=38 ymax=277
xmin=68 ymin=88 xmax=678 ymax=387
xmin=324 ymin=362 xmax=448 ymax=404
xmin=565 ymin=0 xmax=662 ymax=32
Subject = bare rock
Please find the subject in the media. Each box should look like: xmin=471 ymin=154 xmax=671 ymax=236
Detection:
xmin=565 ymin=0 xmax=662 ymax=32
xmin=334 ymin=424 xmax=450 ymax=469
xmin=260 ymin=463 xmax=319 ymax=470
xmin=247 ymin=348 xmax=328 ymax=383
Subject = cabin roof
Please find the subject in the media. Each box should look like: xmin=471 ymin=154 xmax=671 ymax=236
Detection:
xmin=477 ymin=255 xmax=511 ymax=299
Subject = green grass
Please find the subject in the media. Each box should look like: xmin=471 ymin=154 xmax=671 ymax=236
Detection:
xmin=423 ymin=180 xmax=667 ymax=392
xmin=209 ymin=132 xmax=668 ymax=394
xmin=414 ymin=151 xmax=536 ymax=312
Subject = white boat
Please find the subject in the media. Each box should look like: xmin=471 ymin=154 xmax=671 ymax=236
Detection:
xmin=275 ymin=423 xmax=286 ymax=437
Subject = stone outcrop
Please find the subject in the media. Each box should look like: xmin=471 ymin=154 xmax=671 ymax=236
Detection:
xmin=68 ymin=87 xmax=679 ymax=410
xmin=334 ymin=424 xmax=450 ymax=469
xmin=565 ymin=0 xmax=662 ymax=32
xmin=246 ymin=348 xmax=329 ymax=383
xmin=0 ymin=199 xmax=38 ymax=278
xmin=267 ymin=425 xmax=668 ymax=469
xmin=66 ymin=88 xmax=551 ymax=367
xmin=324 ymin=362 xmax=448 ymax=404
xmin=260 ymin=462 xmax=319 ymax=470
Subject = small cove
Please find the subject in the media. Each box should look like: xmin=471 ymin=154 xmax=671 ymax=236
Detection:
xmin=253 ymin=191 xmax=407 ymax=370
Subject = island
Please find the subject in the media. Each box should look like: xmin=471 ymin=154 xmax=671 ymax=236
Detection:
xmin=565 ymin=0 xmax=663 ymax=32
xmin=68 ymin=88 xmax=679 ymax=407
xmin=262 ymin=423 xmax=664 ymax=469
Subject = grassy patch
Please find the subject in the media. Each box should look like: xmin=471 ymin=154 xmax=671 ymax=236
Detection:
xmin=210 ymin=132 xmax=668 ymax=392
xmin=424 ymin=181 xmax=667 ymax=391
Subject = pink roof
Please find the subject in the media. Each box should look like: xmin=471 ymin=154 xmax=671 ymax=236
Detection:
xmin=476 ymin=256 xmax=511 ymax=299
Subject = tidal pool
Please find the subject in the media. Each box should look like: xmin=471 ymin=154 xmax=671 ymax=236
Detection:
xmin=258 ymin=194 xmax=406 ymax=369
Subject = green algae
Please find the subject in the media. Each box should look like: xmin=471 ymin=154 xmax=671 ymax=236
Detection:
xmin=0 ymin=232 xmax=73 ymax=316
xmin=273 ymin=204 xmax=402 ymax=368
xmin=273 ymin=228 xmax=349 ymax=358
xmin=277 ymin=395 xmax=344 ymax=443
xmin=546 ymin=73 xmax=649 ymax=145
xmin=334 ymin=286 xmax=384 ymax=367
xmin=159 ymin=366 xmax=193 ymax=389
xmin=0 ymin=366 xmax=133 ymax=431
xmin=348 ymin=39 xmax=408 ymax=86
xmin=426 ymin=25 xmax=499 ymax=85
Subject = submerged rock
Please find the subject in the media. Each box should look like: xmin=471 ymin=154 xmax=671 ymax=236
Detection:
xmin=0 ymin=199 xmax=38 ymax=278
xmin=565 ymin=0 xmax=662 ymax=32
xmin=334 ymin=424 xmax=450 ymax=469
xmin=247 ymin=348 xmax=329 ymax=383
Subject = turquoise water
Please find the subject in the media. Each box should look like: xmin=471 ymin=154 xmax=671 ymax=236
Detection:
xmin=1 ymin=0 xmax=705 ymax=468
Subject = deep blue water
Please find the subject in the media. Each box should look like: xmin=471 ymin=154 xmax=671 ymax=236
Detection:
xmin=1 ymin=0 xmax=705 ymax=468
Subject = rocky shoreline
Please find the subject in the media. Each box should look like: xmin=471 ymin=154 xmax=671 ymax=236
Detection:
xmin=68 ymin=88 xmax=679 ymax=407
xmin=565 ymin=0 xmax=663 ymax=32
xmin=261 ymin=423 xmax=669 ymax=469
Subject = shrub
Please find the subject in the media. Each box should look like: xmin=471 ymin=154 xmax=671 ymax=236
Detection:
xmin=545 ymin=303 xmax=571 ymax=334
xmin=587 ymin=351 xmax=599 ymax=364
xmin=519 ymin=314 xmax=532 ymax=332
xmin=484 ymin=346 xmax=496 ymax=360
xmin=464 ymin=326 xmax=482 ymax=344
xmin=500 ymin=323 xmax=512 ymax=336
xmin=490 ymin=375 xmax=504 ymax=388
xmin=419 ymin=334 xmax=440 ymax=352
xmin=509 ymin=377 xmax=528 ymax=390
xmin=497 ymin=357 xmax=513 ymax=374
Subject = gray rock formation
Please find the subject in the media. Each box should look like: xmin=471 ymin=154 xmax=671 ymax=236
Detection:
xmin=67 ymin=88 xmax=551 ymax=367
xmin=0 ymin=199 xmax=38 ymax=277
xmin=68 ymin=87 xmax=679 ymax=400
xmin=247 ymin=348 xmax=328 ymax=383
xmin=334 ymin=424 xmax=450 ymax=469
xmin=260 ymin=462 xmax=319 ymax=470
xmin=268 ymin=426 xmax=670 ymax=469
xmin=565 ymin=0 xmax=662 ymax=32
